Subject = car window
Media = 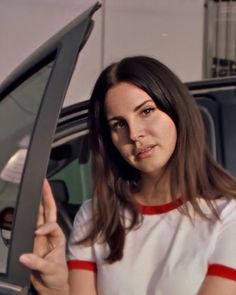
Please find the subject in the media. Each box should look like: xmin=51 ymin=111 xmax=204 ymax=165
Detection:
xmin=0 ymin=62 xmax=53 ymax=274
xmin=49 ymin=134 xmax=91 ymax=201
xmin=49 ymin=134 xmax=91 ymax=221
xmin=51 ymin=157 xmax=92 ymax=204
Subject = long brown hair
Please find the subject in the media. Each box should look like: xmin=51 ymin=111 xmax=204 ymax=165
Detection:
xmin=80 ymin=56 xmax=236 ymax=263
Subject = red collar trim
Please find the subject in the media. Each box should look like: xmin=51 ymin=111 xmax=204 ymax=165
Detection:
xmin=137 ymin=198 xmax=183 ymax=215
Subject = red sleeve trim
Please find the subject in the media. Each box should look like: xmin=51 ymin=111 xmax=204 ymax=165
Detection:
xmin=207 ymin=264 xmax=236 ymax=281
xmin=67 ymin=260 xmax=97 ymax=272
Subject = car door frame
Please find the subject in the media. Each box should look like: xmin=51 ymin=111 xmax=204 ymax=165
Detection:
xmin=0 ymin=2 xmax=100 ymax=294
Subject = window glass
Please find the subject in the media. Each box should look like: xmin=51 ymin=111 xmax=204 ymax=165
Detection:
xmin=0 ymin=62 xmax=53 ymax=273
xmin=49 ymin=134 xmax=92 ymax=219
xmin=51 ymin=159 xmax=92 ymax=204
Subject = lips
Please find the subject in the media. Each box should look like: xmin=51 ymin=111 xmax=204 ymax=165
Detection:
xmin=135 ymin=144 xmax=157 ymax=159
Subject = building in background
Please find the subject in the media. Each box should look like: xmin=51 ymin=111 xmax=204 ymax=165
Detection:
xmin=204 ymin=0 xmax=236 ymax=78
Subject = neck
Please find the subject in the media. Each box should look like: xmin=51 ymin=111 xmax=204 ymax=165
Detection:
xmin=135 ymin=170 xmax=175 ymax=205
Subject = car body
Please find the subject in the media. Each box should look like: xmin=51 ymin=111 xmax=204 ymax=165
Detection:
xmin=0 ymin=1 xmax=236 ymax=294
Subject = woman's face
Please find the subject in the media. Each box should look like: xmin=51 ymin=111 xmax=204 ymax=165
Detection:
xmin=105 ymin=82 xmax=177 ymax=178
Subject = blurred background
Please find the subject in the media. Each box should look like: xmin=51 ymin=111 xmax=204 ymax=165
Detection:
xmin=0 ymin=0 xmax=235 ymax=105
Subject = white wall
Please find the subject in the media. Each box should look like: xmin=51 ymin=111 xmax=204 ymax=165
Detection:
xmin=0 ymin=0 xmax=103 ymax=106
xmin=0 ymin=0 xmax=205 ymax=105
xmin=104 ymin=0 xmax=204 ymax=82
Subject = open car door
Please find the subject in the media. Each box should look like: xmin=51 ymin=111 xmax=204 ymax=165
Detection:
xmin=0 ymin=2 xmax=100 ymax=294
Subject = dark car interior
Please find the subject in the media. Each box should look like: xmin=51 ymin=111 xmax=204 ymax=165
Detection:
xmin=196 ymin=87 xmax=236 ymax=175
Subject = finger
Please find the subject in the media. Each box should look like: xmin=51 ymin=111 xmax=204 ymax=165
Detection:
xmin=35 ymin=222 xmax=65 ymax=245
xmin=42 ymin=179 xmax=57 ymax=223
xmin=19 ymin=253 xmax=56 ymax=275
xmin=30 ymin=273 xmax=46 ymax=294
xmin=36 ymin=202 xmax=45 ymax=228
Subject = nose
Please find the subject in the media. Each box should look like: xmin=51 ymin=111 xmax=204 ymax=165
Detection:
xmin=128 ymin=120 xmax=144 ymax=143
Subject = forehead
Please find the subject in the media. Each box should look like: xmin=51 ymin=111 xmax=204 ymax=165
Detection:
xmin=105 ymin=82 xmax=154 ymax=116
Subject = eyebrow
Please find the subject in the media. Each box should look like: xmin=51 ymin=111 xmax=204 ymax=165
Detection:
xmin=107 ymin=99 xmax=153 ymax=122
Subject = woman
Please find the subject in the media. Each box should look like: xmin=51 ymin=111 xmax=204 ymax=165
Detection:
xmin=20 ymin=56 xmax=236 ymax=295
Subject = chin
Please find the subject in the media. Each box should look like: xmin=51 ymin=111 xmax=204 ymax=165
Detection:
xmin=140 ymin=166 xmax=164 ymax=177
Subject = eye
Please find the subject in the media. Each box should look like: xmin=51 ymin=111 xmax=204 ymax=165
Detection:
xmin=142 ymin=107 xmax=155 ymax=116
xmin=111 ymin=120 xmax=126 ymax=131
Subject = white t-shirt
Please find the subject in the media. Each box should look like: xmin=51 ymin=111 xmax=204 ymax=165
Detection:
xmin=67 ymin=198 xmax=236 ymax=295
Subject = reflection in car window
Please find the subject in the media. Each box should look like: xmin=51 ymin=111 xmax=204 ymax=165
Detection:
xmin=0 ymin=62 xmax=53 ymax=274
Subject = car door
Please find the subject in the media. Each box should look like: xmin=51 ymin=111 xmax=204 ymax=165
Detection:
xmin=0 ymin=2 xmax=100 ymax=294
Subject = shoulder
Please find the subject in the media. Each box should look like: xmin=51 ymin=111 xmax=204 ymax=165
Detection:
xmin=76 ymin=199 xmax=93 ymax=216
xmin=196 ymin=198 xmax=236 ymax=222
xmin=71 ymin=199 xmax=93 ymax=238
xmin=215 ymin=198 xmax=236 ymax=223
xmin=74 ymin=199 xmax=93 ymax=223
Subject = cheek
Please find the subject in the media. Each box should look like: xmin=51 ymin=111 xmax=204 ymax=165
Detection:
xmin=111 ymin=133 xmax=130 ymax=158
xmin=170 ymin=128 xmax=177 ymax=151
xmin=111 ymin=133 xmax=123 ymax=153
xmin=165 ymin=122 xmax=177 ymax=151
xmin=111 ymin=134 xmax=118 ymax=150
xmin=153 ymin=116 xmax=177 ymax=149
xmin=111 ymin=129 xmax=128 ymax=148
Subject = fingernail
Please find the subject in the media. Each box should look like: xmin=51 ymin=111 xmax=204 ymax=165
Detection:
xmin=19 ymin=254 xmax=30 ymax=263
xmin=35 ymin=227 xmax=43 ymax=234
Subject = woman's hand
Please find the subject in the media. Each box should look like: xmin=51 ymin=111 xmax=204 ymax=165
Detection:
xmin=19 ymin=179 xmax=69 ymax=295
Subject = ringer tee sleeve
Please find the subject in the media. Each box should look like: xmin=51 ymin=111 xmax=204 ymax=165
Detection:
xmin=67 ymin=200 xmax=97 ymax=272
xmin=207 ymin=200 xmax=236 ymax=281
